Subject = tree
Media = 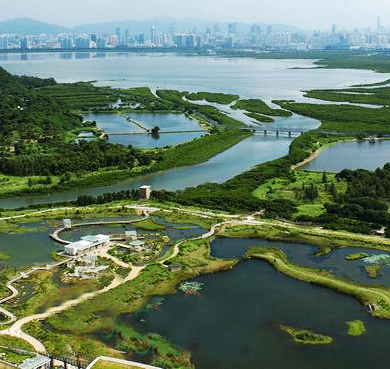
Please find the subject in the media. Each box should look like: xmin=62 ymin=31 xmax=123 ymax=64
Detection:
xmin=27 ymin=178 xmax=33 ymax=188
xmin=322 ymin=172 xmax=328 ymax=184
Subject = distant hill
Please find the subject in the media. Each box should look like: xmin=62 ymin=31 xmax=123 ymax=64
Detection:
xmin=0 ymin=18 xmax=71 ymax=34
xmin=75 ymin=16 xmax=301 ymax=35
xmin=0 ymin=17 xmax=300 ymax=35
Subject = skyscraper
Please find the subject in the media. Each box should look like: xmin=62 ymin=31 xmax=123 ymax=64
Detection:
xmin=116 ymin=27 xmax=121 ymax=43
xmin=151 ymin=26 xmax=156 ymax=45
xmin=377 ymin=17 xmax=382 ymax=33
xmin=228 ymin=23 xmax=237 ymax=35
xmin=0 ymin=35 xmax=8 ymax=50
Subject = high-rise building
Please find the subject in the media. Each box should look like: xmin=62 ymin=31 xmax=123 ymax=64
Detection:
xmin=20 ymin=37 xmax=28 ymax=49
xmin=125 ymin=29 xmax=130 ymax=45
xmin=186 ymin=34 xmax=196 ymax=48
xmin=332 ymin=24 xmax=337 ymax=34
xmin=97 ymin=37 xmax=107 ymax=48
xmin=138 ymin=33 xmax=145 ymax=45
xmin=90 ymin=34 xmax=97 ymax=43
xmin=116 ymin=27 xmax=121 ymax=42
xmin=228 ymin=23 xmax=237 ymax=35
xmin=0 ymin=35 xmax=8 ymax=50
xmin=169 ymin=23 xmax=176 ymax=36
xmin=150 ymin=26 xmax=156 ymax=45
xmin=75 ymin=36 xmax=90 ymax=49
xmin=377 ymin=17 xmax=382 ymax=33
xmin=108 ymin=35 xmax=118 ymax=47
xmin=61 ymin=37 xmax=73 ymax=49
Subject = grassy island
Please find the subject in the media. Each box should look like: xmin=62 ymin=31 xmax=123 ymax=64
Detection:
xmin=280 ymin=325 xmax=333 ymax=345
xmin=345 ymin=253 xmax=369 ymax=261
xmin=365 ymin=265 xmax=382 ymax=278
xmin=232 ymin=98 xmax=292 ymax=117
xmin=186 ymin=91 xmax=239 ymax=105
xmin=346 ymin=320 xmax=366 ymax=336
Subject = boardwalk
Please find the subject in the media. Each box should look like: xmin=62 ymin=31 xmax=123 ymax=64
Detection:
xmin=50 ymin=217 xmax=148 ymax=244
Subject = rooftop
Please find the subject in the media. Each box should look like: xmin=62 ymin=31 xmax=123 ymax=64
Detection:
xmin=82 ymin=234 xmax=110 ymax=243
xmin=19 ymin=355 xmax=51 ymax=369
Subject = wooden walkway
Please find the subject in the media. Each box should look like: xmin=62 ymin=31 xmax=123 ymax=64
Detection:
xmin=50 ymin=217 xmax=148 ymax=244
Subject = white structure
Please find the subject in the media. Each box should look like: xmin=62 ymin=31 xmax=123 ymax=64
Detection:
xmin=63 ymin=219 xmax=72 ymax=229
xmin=19 ymin=355 xmax=51 ymax=369
xmin=139 ymin=185 xmax=151 ymax=199
xmin=64 ymin=234 xmax=110 ymax=256
xmin=125 ymin=230 xmax=137 ymax=240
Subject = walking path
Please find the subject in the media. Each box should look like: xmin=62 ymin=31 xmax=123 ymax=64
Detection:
xmin=50 ymin=217 xmax=148 ymax=244
xmin=1 ymin=204 xmax=390 ymax=355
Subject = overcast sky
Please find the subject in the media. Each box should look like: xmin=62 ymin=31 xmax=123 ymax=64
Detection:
xmin=0 ymin=0 xmax=388 ymax=30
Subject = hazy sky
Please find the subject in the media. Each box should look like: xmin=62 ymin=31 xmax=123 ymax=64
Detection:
xmin=0 ymin=0 xmax=389 ymax=30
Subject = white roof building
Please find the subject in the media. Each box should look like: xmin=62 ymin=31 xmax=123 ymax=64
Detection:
xmin=64 ymin=234 xmax=110 ymax=256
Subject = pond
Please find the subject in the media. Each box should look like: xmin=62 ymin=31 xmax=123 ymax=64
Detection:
xmin=300 ymin=140 xmax=390 ymax=172
xmin=83 ymin=113 xmax=205 ymax=148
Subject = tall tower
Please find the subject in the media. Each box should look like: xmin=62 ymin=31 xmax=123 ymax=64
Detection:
xmin=151 ymin=26 xmax=156 ymax=45
xmin=377 ymin=17 xmax=381 ymax=33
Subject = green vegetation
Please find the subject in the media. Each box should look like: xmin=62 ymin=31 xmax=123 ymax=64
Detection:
xmin=280 ymin=325 xmax=333 ymax=345
xmin=345 ymin=253 xmax=369 ymax=261
xmin=155 ymin=128 xmax=251 ymax=170
xmin=132 ymin=218 xmax=165 ymax=231
xmin=245 ymin=246 xmax=390 ymax=319
xmin=276 ymin=100 xmax=390 ymax=134
xmin=365 ymin=265 xmax=382 ymax=278
xmin=186 ymin=91 xmax=239 ymax=104
xmin=245 ymin=112 xmax=275 ymax=123
xmin=0 ymin=347 xmax=35 ymax=365
xmin=0 ymin=252 xmax=10 ymax=260
xmin=304 ymin=87 xmax=390 ymax=106
xmin=346 ymin=320 xmax=366 ymax=336
xmin=232 ymin=99 xmax=292 ymax=117
xmin=22 ymin=238 xmax=236 ymax=365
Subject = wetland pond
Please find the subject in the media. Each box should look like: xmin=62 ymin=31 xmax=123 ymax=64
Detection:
xmin=83 ymin=113 xmax=205 ymax=148
xmin=301 ymin=140 xmax=390 ymax=172
xmin=112 ymin=237 xmax=390 ymax=369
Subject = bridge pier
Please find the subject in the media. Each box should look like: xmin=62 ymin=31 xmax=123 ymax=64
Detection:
xmin=276 ymin=130 xmax=279 ymax=137
xmin=264 ymin=130 xmax=267 ymax=136
xmin=288 ymin=131 xmax=292 ymax=137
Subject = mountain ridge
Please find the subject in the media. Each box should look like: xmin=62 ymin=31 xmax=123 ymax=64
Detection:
xmin=0 ymin=17 xmax=301 ymax=35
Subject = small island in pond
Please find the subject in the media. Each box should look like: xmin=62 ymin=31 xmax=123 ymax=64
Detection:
xmin=346 ymin=320 xmax=366 ymax=336
xmin=345 ymin=253 xmax=369 ymax=261
xmin=280 ymin=325 xmax=333 ymax=345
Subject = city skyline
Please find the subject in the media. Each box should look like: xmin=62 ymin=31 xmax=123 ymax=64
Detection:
xmin=0 ymin=0 xmax=390 ymax=31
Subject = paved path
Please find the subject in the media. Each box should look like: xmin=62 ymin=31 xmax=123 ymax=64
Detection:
xmin=0 ymin=266 xmax=146 ymax=352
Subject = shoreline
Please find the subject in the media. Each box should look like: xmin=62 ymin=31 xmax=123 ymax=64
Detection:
xmin=291 ymin=138 xmax=356 ymax=171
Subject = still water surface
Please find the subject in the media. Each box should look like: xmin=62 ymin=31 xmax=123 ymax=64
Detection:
xmin=115 ymin=238 xmax=390 ymax=369
xmin=301 ymin=140 xmax=390 ymax=172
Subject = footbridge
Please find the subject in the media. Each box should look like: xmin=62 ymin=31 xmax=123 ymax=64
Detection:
xmin=107 ymin=129 xmax=205 ymax=136
xmin=243 ymin=126 xmax=311 ymax=137
xmin=124 ymin=115 xmax=151 ymax=132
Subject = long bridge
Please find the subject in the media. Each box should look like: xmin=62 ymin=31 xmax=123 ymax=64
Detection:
xmin=107 ymin=129 xmax=205 ymax=136
xmin=124 ymin=115 xmax=150 ymax=132
xmin=242 ymin=126 xmax=357 ymax=136
xmin=243 ymin=126 xmax=311 ymax=137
